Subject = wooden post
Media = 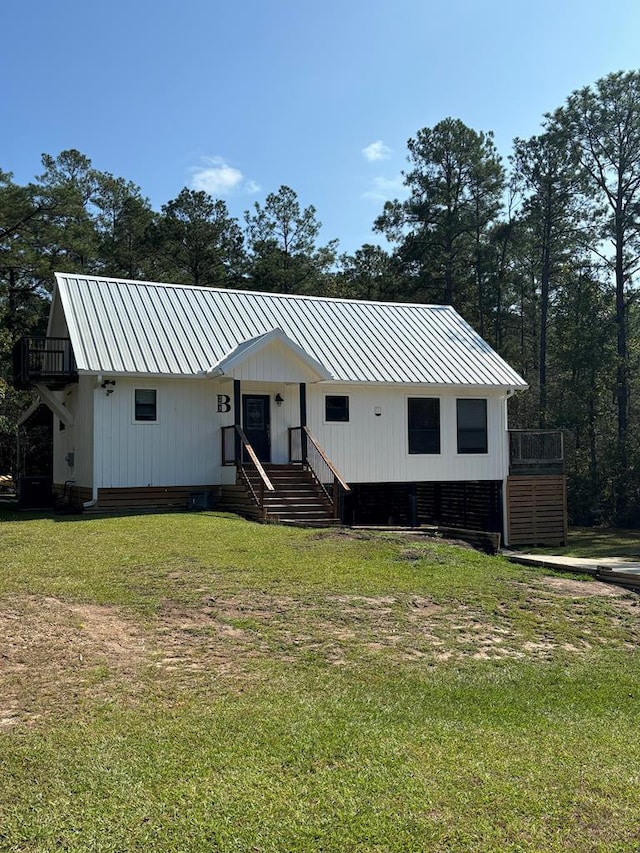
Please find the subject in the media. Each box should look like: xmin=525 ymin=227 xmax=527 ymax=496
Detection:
xmin=299 ymin=383 xmax=307 ymax=465
xmin=233 ymin=380 xmax=241 ymax=462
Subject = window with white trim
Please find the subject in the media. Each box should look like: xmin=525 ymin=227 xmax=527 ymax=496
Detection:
xmin=408 ymin=397 xmax=440 ymax=454
xmin=134 ymin=389 xmax=157 ymax=422
xmin=456 ymin=398 xmax=487 ymax=454
xmin=325 ymin=395 xmax=349 ymax=422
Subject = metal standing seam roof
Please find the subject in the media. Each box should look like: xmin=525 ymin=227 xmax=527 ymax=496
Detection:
xmin=54 ymin=273 xmax=528 ymax=388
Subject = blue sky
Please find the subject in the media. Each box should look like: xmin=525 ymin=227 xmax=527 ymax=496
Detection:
xmin=4 ymin=0 xmax=640 ymax=254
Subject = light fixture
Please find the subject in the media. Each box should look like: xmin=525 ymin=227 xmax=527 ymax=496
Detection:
xmin=275 ymin=393 xmax=284 ymax=406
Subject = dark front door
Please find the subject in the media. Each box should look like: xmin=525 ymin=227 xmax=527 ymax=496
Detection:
xmin=242 ymin=394 xmax=271 ymax=463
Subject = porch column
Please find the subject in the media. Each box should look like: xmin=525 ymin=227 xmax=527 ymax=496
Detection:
xmin=234 ymin=379 xmax=241 ymax=461
xmin=299 ymin=382 xmax=307 ymax=463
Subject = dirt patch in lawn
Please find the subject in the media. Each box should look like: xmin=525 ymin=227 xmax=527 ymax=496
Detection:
xmin=0 ymin=595 xmax=148 ymax=729
xmin=536 ymin=576 xmax=628 ymax=597
xmin=2 ymin=577 xmax=639 ymax=728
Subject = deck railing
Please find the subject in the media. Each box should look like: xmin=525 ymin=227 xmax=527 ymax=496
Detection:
xmin=509 ymin=430 xmax=564 ymax=472
xmin=289 ymin=425 xmax=350 ymax=519
xmin=12 ymin=337 xmax=77 ymax=389
xmin=221 ymin=425 xmax=274 ymax=518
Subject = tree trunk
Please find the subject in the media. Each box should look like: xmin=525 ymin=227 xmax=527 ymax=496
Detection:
xmin=614 ymin=202 xmax=629 ymax=520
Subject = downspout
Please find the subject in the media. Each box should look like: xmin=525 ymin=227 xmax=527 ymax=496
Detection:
xmin=82 ymin=376 xmax=102 ymax=509
xmin=82 ymin=484 xmax=99 ymax=510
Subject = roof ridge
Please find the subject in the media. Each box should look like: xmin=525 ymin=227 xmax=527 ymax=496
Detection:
xmin=54 ymin=272 xmax=450 ymax=311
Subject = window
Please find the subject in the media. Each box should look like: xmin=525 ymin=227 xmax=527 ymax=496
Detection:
xmin=457 ymin=399 xmax=487 ymax=454
xmin=325 ymin=395 xmax=349 ymax=422
xmin=135 ymin=389 xmax=157 ymax=422
xmin=408 ymin=398 xmax=440 ymax=454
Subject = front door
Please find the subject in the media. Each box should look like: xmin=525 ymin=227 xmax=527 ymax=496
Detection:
xmin=242 ymin=394 xmax=271 ymax=463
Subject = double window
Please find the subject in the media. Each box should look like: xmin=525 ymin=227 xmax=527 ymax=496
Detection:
xmin=408 ymin=398 xmax=440 ymax=454
xmin=456 ymin=399 xmax=487 ymax=454
xmin=408 ymin=397 xmax=488 ymax=455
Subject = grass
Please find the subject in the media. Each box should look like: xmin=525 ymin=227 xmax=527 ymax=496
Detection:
xmin=524 ymin=526 xmax=640 ymax=559
xmin=1 ymin=510 xmax=640 ymax=851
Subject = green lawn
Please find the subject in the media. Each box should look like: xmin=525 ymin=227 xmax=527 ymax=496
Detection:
xmin=553 ymin=527 xmax=640 ymax=559
xmin=1 ymin=511 xmax=640 ymax=852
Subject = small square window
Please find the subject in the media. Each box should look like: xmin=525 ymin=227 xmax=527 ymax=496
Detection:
xmin=135 ymin=389 xmax=157 ymax=422
xmin=325 ymin=395 xmax=349 ymax=422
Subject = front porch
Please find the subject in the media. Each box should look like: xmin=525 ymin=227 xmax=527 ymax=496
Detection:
xmin=220 ymin=420 xmax=350 ymax=526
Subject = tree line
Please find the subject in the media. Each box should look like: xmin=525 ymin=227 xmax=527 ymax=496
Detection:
xmin=2 ymin=70 xmax=640 ymax=526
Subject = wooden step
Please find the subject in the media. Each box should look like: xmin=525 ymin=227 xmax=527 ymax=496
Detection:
xmin=223 ymin=464 xmax=338 ymax=527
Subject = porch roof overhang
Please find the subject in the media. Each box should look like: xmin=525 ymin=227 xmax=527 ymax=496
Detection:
xmin=206 ymin=327 xmax=333 ymax=382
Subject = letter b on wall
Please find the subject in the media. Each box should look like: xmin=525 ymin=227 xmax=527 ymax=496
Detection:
xmin=217 ymin=394 xmax=231 ymax=413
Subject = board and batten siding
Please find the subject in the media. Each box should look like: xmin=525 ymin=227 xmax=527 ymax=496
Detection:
xmin=85 ymin=376 xmax=511 ymax=490
xmin=306 ymin=384 xmax=510 ymax=484
xmin=53 ymin=376 xmax=94 ymax=488
xmin=93 ymin=377 xmax=233 ymax=489
xmin=222 ymin=340 xmax=323 ymax=384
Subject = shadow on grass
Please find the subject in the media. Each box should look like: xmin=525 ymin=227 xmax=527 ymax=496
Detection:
xmin=0 ymin=504 xmax=239 ymax=525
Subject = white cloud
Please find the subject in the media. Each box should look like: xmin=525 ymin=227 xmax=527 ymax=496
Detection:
xmin=190 ymin=156 xmax=259 ymax=196
xmin=362 ymin=140 xmax=391 ymax=162
xmin=363 ymin=174 xmax=406 ymax=202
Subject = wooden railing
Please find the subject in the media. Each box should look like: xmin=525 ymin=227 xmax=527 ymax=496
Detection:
xmin=509 ymin=430 xmax=564 ymax=472
xmin=289 ymin=425 xmax=350 ymax=519
xmin=12 ymin=337 xmax=77 ymax=389
xmin=221 ymin=425 xmax=274 ymax=518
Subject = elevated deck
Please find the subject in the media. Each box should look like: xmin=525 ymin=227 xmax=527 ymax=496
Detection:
xmin=509 ymin=430 xmax=564 ymax=475
xmin=13 ymin=337 xmax=77 ymax=390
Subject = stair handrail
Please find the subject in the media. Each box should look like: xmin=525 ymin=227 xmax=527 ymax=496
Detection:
xmin=303 ymin=426 xmax=350 ymax=493
xmin=289 ymin=425 xmax=350 ymax=520
xmin=222 ymin=425 xmax=274 ymax=517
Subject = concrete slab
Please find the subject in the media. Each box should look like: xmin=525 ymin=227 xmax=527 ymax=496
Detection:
xmin=503 ymin=551 xmax=640 ymax=588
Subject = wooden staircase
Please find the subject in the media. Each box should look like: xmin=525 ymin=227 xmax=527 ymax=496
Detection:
xmin=220 ymin=464 xmax=340 ymax=527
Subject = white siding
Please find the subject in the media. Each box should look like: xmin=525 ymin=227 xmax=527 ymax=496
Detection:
xmin=78 ymin=375 xmax=509 ymax=489
xmin=306 ymin=384 xmax=509 ymax=483
xmin=229 ymin=340 xmax=323 ymax=383
xmin=93 ymin=377 xmax=232 ymax=488
xmin=47 ymin=291 xmax=69 ymax=338
xmin=52 ymin=377 xmax=94 ymax=487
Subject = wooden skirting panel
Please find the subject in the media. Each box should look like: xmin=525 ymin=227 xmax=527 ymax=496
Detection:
xmin=219 ymin=485 xmax=263 ymax=521
xmin=507 ymin=475 xmax=567 ymax=546
xmin=347 ymin=481 xmax=503 ymax=534
xmin=416 ymin=481 xmax=502 ymax=533
xmin=87 ymin=485 xmax=220 ymax=512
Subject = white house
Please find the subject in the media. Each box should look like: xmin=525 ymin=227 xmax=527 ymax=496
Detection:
xmin=14 ymin=273 xmax=567 ymax=544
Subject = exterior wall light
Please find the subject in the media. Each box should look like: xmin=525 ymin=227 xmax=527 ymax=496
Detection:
xmin=275 ymin=393 xmax=284 ymax=406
